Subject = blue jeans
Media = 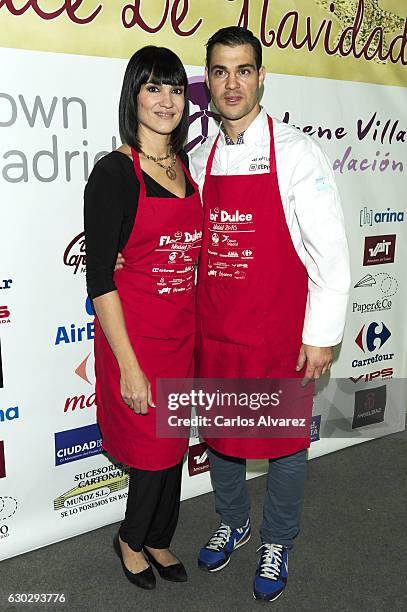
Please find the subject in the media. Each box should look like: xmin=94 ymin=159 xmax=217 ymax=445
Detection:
xmin=207 ymin=447 xmax=308 ymax=548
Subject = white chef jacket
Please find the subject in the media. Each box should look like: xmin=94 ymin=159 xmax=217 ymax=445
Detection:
xmin=189 ymin=108 xmax=351 ymax=347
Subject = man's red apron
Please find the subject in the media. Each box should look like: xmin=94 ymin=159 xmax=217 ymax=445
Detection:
xmin=94 ymin=150 xmax=203 ymax=470
xmin=196 ymin=115 xmax=310 ymax=459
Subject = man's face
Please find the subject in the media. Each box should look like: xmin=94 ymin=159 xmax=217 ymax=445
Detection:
xmin=205 ymin=43 xmax=265 ymax=123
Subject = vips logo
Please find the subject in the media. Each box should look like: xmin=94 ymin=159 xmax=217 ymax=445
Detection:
xmin=352 ymin=385 xmax=386 ymax=429
xmin=188 ymin=442 xmax=210 ymax=476
xmin=352 ymin=322 xmax=394 ymax=368
xmin=0 ymin=279 xmax=13 ymax=290
xmin=355 ymin=322 xmax=391 ymax=353
xmin=0 ymin=495 xmax=18 ymax=540
xmin=0 ymin=305 xmax=11 ymax=325
xmin=349 ymin=368 xmax=393 ymax=383
xmin=310 ymin=415 xmax=321 ymax=442
xmin=0 ymin=441 xmax=6 ymax=478
xmin=54 ymin=423 xmax=102 ymax=465
xmin=64 ymin=232 xmax=86 ymax=274
xmin=363 ymin=235 xmax=396 ymax=266
xmin=54 ymin=464 xmax=129 ymax=518
xmin=359 ymin=207 xmax=405 ymax=227
xmin=0 ymin=406 xmax=19 ymax=423
xmin=55 ymin=297 xmax=94 ymax=346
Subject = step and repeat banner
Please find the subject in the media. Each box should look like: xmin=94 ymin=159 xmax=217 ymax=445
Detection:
xmin=1 ymin=0 xmax=406 ymax=559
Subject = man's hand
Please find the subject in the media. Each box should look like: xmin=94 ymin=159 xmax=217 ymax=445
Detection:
xmin=114 ymin=252 xmax=125 ymax=272
xmin=296 ymin=343 xmax=333 ymax=381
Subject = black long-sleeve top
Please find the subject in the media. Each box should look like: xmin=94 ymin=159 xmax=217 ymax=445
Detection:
xmin=84 ymin=150 xmax=194 ymax=299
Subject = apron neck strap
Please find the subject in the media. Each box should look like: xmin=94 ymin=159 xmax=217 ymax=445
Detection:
xmin=131 ymin=147 xmax=147 ymax=198
xmin=205 ymin=133 xmax=220 ymax=176
xmin=266 ymin=115 xmax=277 ymax=173
xmin=205 ymin=115 xmax=277 ymax=176
xmin=179 ymin=155 xmax=199 ymax=190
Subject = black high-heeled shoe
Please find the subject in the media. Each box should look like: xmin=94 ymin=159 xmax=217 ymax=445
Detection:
xmin=113 ymin=534 xmax=156 ymax=589
xmin=143 ymin=547 xmax=188 ymax=582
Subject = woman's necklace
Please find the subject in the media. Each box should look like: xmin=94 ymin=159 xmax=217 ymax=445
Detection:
xmin=141 ymin=149 xmax=177 ymax=180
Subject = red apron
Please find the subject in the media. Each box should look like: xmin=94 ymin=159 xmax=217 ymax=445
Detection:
xmin=94 ymin=150 xmax=203 ymax=470
xmin=196 ymin=115 xmax=310 ymax=459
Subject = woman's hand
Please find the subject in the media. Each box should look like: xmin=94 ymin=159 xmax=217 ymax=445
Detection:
xmin=120 ymin=365 xmax=155 ymax=414
xmin=114 ymin=252 xmax=125 ymax=272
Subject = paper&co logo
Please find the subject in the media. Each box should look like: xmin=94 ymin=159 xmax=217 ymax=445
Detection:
xmin=354 ymin=272 xmax=398 ymax=295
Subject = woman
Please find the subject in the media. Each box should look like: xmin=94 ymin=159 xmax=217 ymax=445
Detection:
xmin=84 ymin=46 xmax=203 ymax=590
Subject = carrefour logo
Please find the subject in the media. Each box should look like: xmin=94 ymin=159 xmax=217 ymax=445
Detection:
xmin=355 ymin=322 xmax=391 ymax=353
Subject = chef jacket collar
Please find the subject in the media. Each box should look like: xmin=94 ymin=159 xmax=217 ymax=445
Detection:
xmin=218 ymin=106 xmax=267 ymax=147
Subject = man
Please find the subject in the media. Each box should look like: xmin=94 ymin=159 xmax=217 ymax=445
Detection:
xmin=189 ymin=27 xmax=350 ymax=602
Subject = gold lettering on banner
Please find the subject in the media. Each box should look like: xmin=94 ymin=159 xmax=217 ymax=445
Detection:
xmin=0 ymin=0 xmax=405 ymax=67
xmin=316 ymin=0 xmax=406 ymax=63
xmin=121 ymin=0 xmax=202 ymax=35
xmin=0 ymin=0 xmax=102 ymax=24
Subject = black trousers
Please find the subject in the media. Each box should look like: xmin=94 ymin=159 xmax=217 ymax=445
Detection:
xmin=119 ymin=461 xmax=183 ymax=552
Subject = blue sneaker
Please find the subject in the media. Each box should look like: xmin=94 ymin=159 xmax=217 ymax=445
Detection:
xmin=253 ymin=543 xmax=288 ymax=602
xmin=198 ymin=519 xmax=251 ymax=572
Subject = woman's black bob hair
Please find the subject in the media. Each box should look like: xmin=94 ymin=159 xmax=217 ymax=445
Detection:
xmin=119 ymin=46 xmax=189 ymax=153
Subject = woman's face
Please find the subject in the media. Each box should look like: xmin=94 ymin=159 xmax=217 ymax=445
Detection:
xmin=137 ymin=81 xmax=185 ymax=139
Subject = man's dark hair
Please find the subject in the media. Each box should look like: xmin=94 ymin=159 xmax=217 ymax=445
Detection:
xmin=119 ymin=46 xmax=189 ymax=152
xmin=206 ymin=26 xmax=262 ymax=71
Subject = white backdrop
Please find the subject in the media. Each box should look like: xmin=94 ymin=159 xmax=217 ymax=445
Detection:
xmin=0 ymin=45 xmax=406 ymax=559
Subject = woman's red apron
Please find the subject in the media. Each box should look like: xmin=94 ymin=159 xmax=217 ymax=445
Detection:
xmin=196 ymin=115 xmax=310 ymax=459
xmin=94 ymin=150 xmax=203 ymax=470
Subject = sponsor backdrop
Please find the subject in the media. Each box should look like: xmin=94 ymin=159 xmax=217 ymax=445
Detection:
xmin=0 ymin=0 xmax=406 ymax=559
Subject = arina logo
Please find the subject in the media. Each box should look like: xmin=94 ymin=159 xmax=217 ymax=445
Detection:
xmin=355 ymin=322 xmax=391 ymax=353
xmin=360 ymin=207 xmax=405 ymax=227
